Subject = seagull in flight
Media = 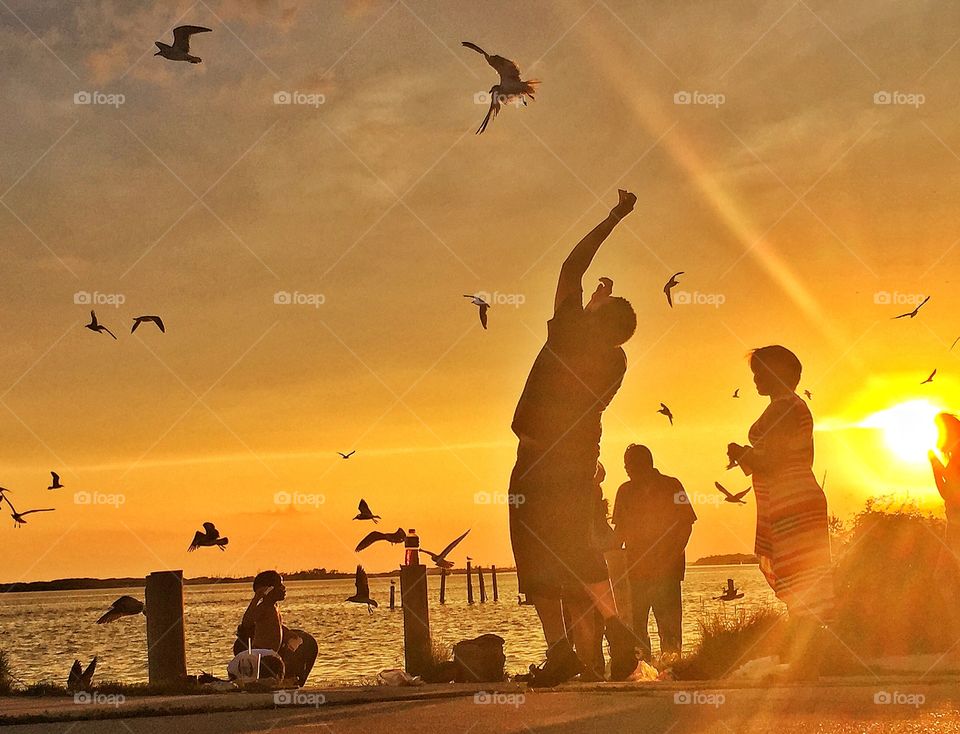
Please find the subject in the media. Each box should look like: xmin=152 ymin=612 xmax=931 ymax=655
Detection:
xmin=803 ymin=390 xmax=813 ymax=400
xmin=5 ymin=494 xmax=54 ymax=528
xmin=714 ymin=481 xmax=751 ymax=505
xmin=464 ymin=295 xmax=490 ymax=329
xmin=892 ymin=296 xmax=930 ymax=320
xmin=155 ymin=25 xmax=212 ymax=64
xmin=85 ymin=310 xmax=117 ymax=340
xmin=663 ymin=272 xmax=684 ymax=307
xmin=355 ymin=527 xmax=405 ymax=552
xmin=97 ymin=595 xmax=145 ymax=624
xmin=951 ymin=336 xmax=960 ymax=351
xmin=354 ymin=499 xmax=381 ymax=523
xmin=732 ymin=388 xmax=739 ymax=399
xmin=338 ymin=450 xmax=356 ymax=459
xmin=48 ymin=472 xmax=63 ymax=490
xmin=132 ymin=315 xmax=165 ymax=334
xmin=922 ymin=369 xmax=937 ymax=385
xmin=421 ymin=529 xmax=470 ymax=569
xmin=187 ymin=522 xmax=229 ymax=551
xmin=462 ymin=42 xmax=539 ymax=134
xmin=657 ymin=403 xmax=674 ymax=425
xmin=345 ymin=565 xmax=378 ymax=612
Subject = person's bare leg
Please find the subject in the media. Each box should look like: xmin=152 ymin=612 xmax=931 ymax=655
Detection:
xmin=583 ymin=579 xmax=640 ymax=680
xmin=530 ymin=595 xmax=566 ymax=649
xmin=564 ymin=595 xmax=603 ymax=679
xmin=583 ymin=580 xmax=619 ymax=619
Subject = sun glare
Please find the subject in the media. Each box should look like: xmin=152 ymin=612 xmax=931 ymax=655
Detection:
xmin=861 ymin=400 xmax=944 ymax=464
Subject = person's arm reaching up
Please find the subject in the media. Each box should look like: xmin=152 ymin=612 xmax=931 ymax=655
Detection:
xmin=555 ymin=189 xmax=637 ymax=314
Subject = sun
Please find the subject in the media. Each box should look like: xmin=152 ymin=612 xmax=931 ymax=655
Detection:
xmin=861 ymin=399 xmax=944 ymax=464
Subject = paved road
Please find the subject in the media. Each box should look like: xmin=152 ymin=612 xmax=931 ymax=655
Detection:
xmin=5 ymin=683 xmax=958 ymax=734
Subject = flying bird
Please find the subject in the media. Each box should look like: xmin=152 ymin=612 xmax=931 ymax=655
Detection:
xmin=714 ymin=481 xmax=751 ymax=505
xmin=355 ymin=527 xmax=406 ymax=552
xmin=97 ymin=595 xmax=145 ymax=624
xmin=354 ymin=499 xmax=381 ymax=523
xmin=663 ymin=272 xmax=684 ymax=307
xmin=345 ymin=565 xmax=378 ymax=612
xmin=922 ymin=369 xmax=937 ymax=385
xmin=155 ymin=25 xmax=212 ymax=64
xmin=732 ymin=389 xmax=739 ymax=399
xmin=67 ymin=657 xmax=97 ymax=692
xmin=187 ymin=522 xmax=229 ymax=551
xmin=463 ymin=295 xmax=490 ymax=329
xmin=85 ymin=310 xmax=117 ymax=340
xmin=803 ymin=390 xmax=813 ymax=400
xmin=461 ymin=42 xmax=539 ymax=134
xmin=420 ymin=529 xmax=471 ymax=569
xmin=132 ymin=315 xmax=165 ymax=334
xmin=715 ymin=578 xmax=744 ymax=602
xmin=657 ymin=403 xmax=674 ymax=425
xmin=6 ymin=495 xmax=54 ymax=528
xmin=338 ymin=450 xmax=356 ymax=459
xmin=951 ymin=336 xmax=959 ymax=351
xmin=48 ymin=472 xmax=63 ymax=490
xmin=892 ymin=296 xmax=930 ymax=320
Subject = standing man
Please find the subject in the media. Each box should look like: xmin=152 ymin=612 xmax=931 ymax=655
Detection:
xmin=509 ymin=190 xmax=641 ymax=684
xmin=613 ymin=444 xmax=697 ymax=662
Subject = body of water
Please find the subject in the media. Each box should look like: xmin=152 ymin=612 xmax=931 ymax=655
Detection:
xmin=0 ymin=566 xmax=780 ymax=687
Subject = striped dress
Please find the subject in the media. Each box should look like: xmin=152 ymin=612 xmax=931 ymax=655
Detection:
xmin=743 ymin=393 xmax=834 ymax=620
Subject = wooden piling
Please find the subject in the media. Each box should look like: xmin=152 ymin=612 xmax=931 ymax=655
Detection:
xmin=439 ymin=568 xmax=447 ymax=604
xmin=389 ymin=580 xmax=396 ymax=610
xmin=491 ymin=565 xmax=499 ymax=602
xmin=144 ymin=570 xmax=187 ymax=686
xmin=478 ymin=566 xmax=487 ymax=603
xmin=399 ymin=564 xmax=431 ymax=676
xmin=466 ymin=559 xmax=474 ymax=604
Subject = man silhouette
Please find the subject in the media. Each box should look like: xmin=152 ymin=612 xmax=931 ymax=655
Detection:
xmin=509 ymin=190 xmax=640 ymax=683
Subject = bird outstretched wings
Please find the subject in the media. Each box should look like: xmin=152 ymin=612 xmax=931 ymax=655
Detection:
xmin=355 ymin=527 xmax=405 ymax=552
xmin=172 ymin=25 xmax=212 ymax=53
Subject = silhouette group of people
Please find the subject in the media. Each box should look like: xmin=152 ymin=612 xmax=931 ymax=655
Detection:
xmin=508 ymin=190 xmax=836 ymax=683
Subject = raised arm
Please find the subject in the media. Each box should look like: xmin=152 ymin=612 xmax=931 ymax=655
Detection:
xmin=554 ymin=189 xmax=636 ymax=313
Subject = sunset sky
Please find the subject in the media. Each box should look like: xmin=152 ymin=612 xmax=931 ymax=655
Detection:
xmin=3 ymin=0 xmax=960 ymax=583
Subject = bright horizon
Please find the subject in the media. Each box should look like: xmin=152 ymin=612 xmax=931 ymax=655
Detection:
xmin=3 ymin=0 xmax=960 ymax=583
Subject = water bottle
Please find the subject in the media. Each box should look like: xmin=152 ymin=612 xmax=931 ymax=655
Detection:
xmin=404 ymin=528 xmax=420 ymax=566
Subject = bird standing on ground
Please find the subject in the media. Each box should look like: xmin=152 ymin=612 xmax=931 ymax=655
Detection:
xmin=85 ymin=311 xmax=116 ymax=339
xmin=67 ymin=657 xmax=97 ymax=692
xmin=97 ymin=595 xmax=145 ymax=624
xmin=187 ymin=522 xmax=229 ymax=551
xmin=714 ymin=481 xmax=751 ymax=505
xmin=155 ymin=25 xmax=212 ymax=64
xmin=463 ymin=295 xmax=490 ymax=329
xmin=657 ymin=403 xmax=674 ymax=425
xmin=345 ymin=565 xmax=378 ymax=612
xmin=715 ymin=578 xmax=744 ymax=601
xmin=663 ymin=272 xmax=684 ymax=307
xmin=892 ymin=296 xmax=930 ymax=320
xmin=48 ymin=472 xmax=63 ymax=490
xmin=132 ymin=315 xmax=165 ymax=333
xmin=462 ymin=42 xmax=539 ymax=134
xmin=922 ymin=369 xmax=937 ymax=385
xmin=355 ymin=527 xmax=406 ymax=552
xmin=420 ymin=529 xmax=471 ymax=569
xmin=354 ymin=499 xmax=381 ymax=523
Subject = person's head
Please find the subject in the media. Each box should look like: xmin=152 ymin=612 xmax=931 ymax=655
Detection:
xmin=624 ymin=443 xmax=654 ymax=479
xmin=253 ymin=570 xmax=285 ymax=602
xmin=936 ymin=413 xmax=960 ymax=458
xmin=584 ymin=278 xmax=637 ymax=347
xmin=749 ymin=345 xmax=802 ymax=397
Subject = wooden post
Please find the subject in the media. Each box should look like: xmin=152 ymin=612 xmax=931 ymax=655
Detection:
xmin=145 ymin=570 xmax=187 ymax=686
xmin=389 ymin=580 xmax=396 ymax=610
xmin=478 ymin=566 xmax=487 ymax=603
xmin=439 ymin=569 xmax=447 ymax=604
xmin=466 ymin=559 xmax=474 ymax=604
xmin=491 ymin=565 xmax=499 ymax=602
xmin=399 ymin=564 xmax=431 ymax=677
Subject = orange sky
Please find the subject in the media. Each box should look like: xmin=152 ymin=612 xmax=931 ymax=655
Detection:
xmin=3 ymin=0 xmax=960 ymax=582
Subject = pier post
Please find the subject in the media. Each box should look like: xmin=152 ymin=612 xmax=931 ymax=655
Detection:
xmin=399 ymin=564 xmax=431 ymax=676
xmin=478 ymin=566 xmax=487 ymax=603
xmin=466 ymin=559 xmax=474 ymax=604
xmin=144 ymin=570 xmax=187 ymax=685
xmin=389 ymin=580 xmax=396 ymax=610
xmin=439 ymin=569 xmax=447 ymax=604
xmin=491 ymin=565 xmax=499 ymax=602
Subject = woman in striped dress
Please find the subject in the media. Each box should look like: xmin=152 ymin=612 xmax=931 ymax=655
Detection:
xmin=727 ymin=346 xmax=834 ymax=653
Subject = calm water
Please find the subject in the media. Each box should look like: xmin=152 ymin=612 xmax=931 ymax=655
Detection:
xmin=0 ymin=567 xmax=780 ymax=687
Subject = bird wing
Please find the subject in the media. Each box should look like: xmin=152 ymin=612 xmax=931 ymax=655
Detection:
xmin=202 ymin=521 xmax=218 ymax=538
xmin=355 ymin=565 xmax=370 ymax=598
xmin=68 ymin=660 xmax=82 ymax=688
xmin=358 ymin=499 xmax=372 ymax=516
xmin=188 ymin=531 xmax=205 ymax=551
xmin=461 ymin=41 xmax=487 ymax=57
xmin=479 ymin=303 xmax=489 ymax=329
xmin=732 ymin=487 xmax=752 ymax=501
xmin=152 ymin=316 xmax=165 ymax=332
xmin=436 ymin=529 xmax=471 ymax=559
xmin=664 ymin=285 xmax=673 ymax=307
xmin=488 ymin=55 xmax=523 ymax=84
xmin=131 ymin=318 xmax=142 ymax=333
xmin=97 ymin=609 xmax=123 ymax=624
xmin=20 ymin=508 xmax=54 ymax=517
xmin=102 ymin=325 xmax=117 ymax=340
xmin=345 ymin=450 xmax=355 ymax=457
xmin=89 ymin=310 xmax=98 ymax=326
xmin=81 ymin=657 xmax=97 ymax=686
xmin=173 ymin=25 xmax=212 ymax=52
xmin=714 ymin=482 xmax=734 ymax=500
xmin=918 ymin=295 xmax=931 ymax=310
xmin=389 ymin=528 xmax=406 ymax=543
xmin=355 ymin=531 xmax=388 ymax=552
xmin=51 ymin=472 xmax=59 ymax=485
xmin=476 ymin=94 xmax=500 ymax=135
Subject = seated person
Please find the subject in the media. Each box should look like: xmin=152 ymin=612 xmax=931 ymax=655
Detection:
xmin=227 ymin=647 xmax=285 ymax=685
xmin=234 ymin=570 xmax=318 ymax=687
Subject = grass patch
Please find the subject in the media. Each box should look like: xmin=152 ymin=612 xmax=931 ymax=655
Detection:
xmin=0 ymin=650 xmax=13 ymax=694
xmin=674 ymin=606 xmax=787 ymax=680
